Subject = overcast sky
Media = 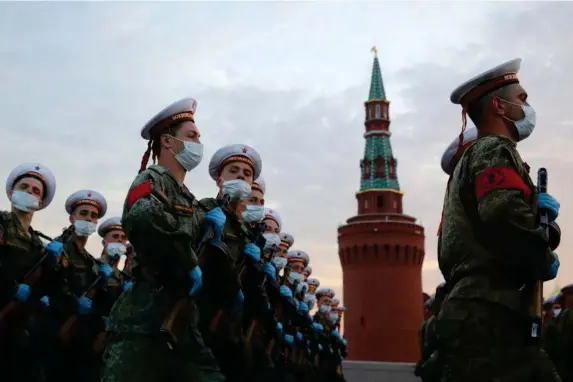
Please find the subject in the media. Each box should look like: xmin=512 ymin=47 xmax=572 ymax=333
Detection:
xmin=1 ymin=1 xmax=571 ymax=300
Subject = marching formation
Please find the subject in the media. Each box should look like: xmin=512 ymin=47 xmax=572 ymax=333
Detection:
xmin=0 ymin=98 xmax=347 ymax=382
xmin=416 ymin=58 xmax=564 ymax=382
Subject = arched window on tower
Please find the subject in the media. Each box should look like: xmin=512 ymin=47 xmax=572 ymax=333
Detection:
xmin=374 ymin=156 xmax=385 ymax=178
xmin=377 ymin=195 xmax=384 ymax=209
xmin=375 ymin=104 xmax=381 ymax=119
xmin=389 ymin=158 xmax=396 ymax=179
xmin=382 ymin=104 xmax=388 ymax=119
xmin=364 ymin=159 xmax=371 ymax=179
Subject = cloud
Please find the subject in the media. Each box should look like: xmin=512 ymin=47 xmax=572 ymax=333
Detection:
xmin=0 ymin=1 xmax=571 ymax=303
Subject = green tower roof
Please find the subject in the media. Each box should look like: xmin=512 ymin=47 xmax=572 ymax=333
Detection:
xmin=360 ymin=48 xmax=399 ymax=192
xmin=368 ymin=47 xmax=386 ymax=101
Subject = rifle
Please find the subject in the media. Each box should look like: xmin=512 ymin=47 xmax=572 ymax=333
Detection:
xmin=58 ymin=253 xmax=122 ymax=344
xmin=532 ymin=168 xmax=548 ymax=341
xmin=0 ymin=225 xmax=74 ymax=328
xmin=159 ymin=194 xmax=231 ymax=350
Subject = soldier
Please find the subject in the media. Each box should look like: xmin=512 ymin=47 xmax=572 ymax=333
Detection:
xmin=197 ymin=143 xmax=263 ymax=382
xmin=96 ymin=217 xmax=131 ymax=325
xmin=438 ymin=58 xmax=562 ymax=381
xmin=101 ymin=98 xmax=225 ymax=382
xmin=551 ymin=285 xmax=573 ymax=381
xmin=415 ymin=282 xmax=447 ymax=382
xmin=304 ymin=278 xmax=320 ymax=310
xmin=41 ymin=189 xmax=112 ymax=382
xmin=0 ymin=163 xmax=57 ymax=382
xmin=542 ymin=294 xmax=560 ymax=373
xmin=243 ymin=177 xmax=265 ymax=227
xmin=303 ymin=265 xmax=312 ymax=281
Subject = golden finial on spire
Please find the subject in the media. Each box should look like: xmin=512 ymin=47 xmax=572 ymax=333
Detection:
xmin=371 ymin=46 xmax=378 ymax=57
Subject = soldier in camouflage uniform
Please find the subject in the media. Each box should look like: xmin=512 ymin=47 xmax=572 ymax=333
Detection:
xmin=101 ymin=98 xmax=225 ymax=382
xmin=0 ymin=163 xmax=57 ymax=382
xmin=415 ymin=282 xmax=447 ymax=382
xmin=438 ymin=58 xmax=562 ymax=381
xmin=95 ymin=216 xmax=132 ymax=354
xmin=197 ymin=143 xmax=263 ymax=382
xmin=550 ymin=286 xmax=573 ymax=381
xmin=541 ymin=295 xmax=560 ymax=375
xmin=272 ymin=232 xmax=292 ymax=280
xmin=42 ymin=190 xmax=112 ymax=382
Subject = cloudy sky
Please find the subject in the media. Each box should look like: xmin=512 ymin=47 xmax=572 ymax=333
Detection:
xmin=0 ymin=1 xmax=571 ymax=301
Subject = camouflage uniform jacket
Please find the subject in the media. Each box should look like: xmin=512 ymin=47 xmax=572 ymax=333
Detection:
xmin=196 ymin=197 xmax=249 ymax=344
xmin=0 ymin=211 xmax=66 ymax=326
xmin=439 ymin=135 xmax=554 ymax=314
xmin=107 ymin=164 xmax=203 ymax=334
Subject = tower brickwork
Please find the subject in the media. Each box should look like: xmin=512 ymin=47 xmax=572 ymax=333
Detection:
xmin=337 ymin=48 xmax=426 ymax=363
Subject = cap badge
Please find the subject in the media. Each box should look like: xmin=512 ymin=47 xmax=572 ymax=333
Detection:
xmin=35 ymin=166 xmax=40 ymax=170
xmin=242 ymin=147 xmax=248 ymax=153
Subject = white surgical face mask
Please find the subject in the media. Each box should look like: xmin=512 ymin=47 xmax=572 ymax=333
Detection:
xmin=263 ymin=232 xmax=281 ymax=250
xmin=106 ymin=242 xmax=127 ymax=258
xmin=328 ymin=311 xmax=339 ymax=323
xmin=74 ymin=220 xmax=97 ymax=237
xmin=272 ymin=257 xmax=287 ymax=270
xmin=296 ymin=282 xmax=309 ymax=295
xmin=171 ymin=137 xmax=203 ymax=172
xmin=242 ymin=205 xmax=265 ymax=223
xmin=501 ymin=100 xmax=536 ymax=141
xmin=289 ymin=272 xmax=304 ymax=284
xmin=11 ymin=191 xmax=40 ymax=212
xmin=304 ymin=294 xmax=316 ymax=310
xmin=554 ymin=308 xmax=562 ymax=317
xmin=222 ymin=179 xmax=252 ymax=201
xmin=319 ymin=304 xmax=331 ymax=314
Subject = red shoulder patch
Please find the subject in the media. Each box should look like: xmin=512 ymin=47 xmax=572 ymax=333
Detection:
xmin=475 ymin=166 xmax=531 ymax=201
xmin=127 ymin=180 xmax=152 ymax=210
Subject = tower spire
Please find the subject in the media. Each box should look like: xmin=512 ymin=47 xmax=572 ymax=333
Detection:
xmin=369 ymin=46 xmax=386 ymax=101
xmin=360 ymin=50 xmax=399 ymax=192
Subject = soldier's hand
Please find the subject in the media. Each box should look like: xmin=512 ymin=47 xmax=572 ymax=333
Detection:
xmin=40 ymin=295 xmax=50 ymax=308
xmin=13 ymin=284 xmax=31 ymax=303
xmin=296 ymin=332 xmax=304 ymax=343
xmin=263 ymin=262 xmax=277 ymax=280
xmin=543 ymin=252 xmax=560 ymax=281
xmin=276 ymin=322 xmax=283 ymax=337
xmin=538 ymin=193 xmax=560 ymax=222
xmin=243 ymin=243 xmax=261 ymax=262
xmin=122 ymin=281 xmax=133 ymax=291
xmin=284 ymin=334 xmax=294 ymax=345
xmin=98 ymin=264 xmax=113 ymax=281
xmin=298 ymin=302 xmax=309 ymax=314
xmin=312 ymin=322 xmax=324 ymax=333
xmin=46 ymin=240 xmax=64 ymax=258
xmin=204 ymin=207 xmax=227 ymax=240
xmin=280 ymin=285 xmax=293 ymax=298
xmin=188 ymin=266 xmax=202 ymax=297
xmin=78 ymin=296 xmax=93 ymax=316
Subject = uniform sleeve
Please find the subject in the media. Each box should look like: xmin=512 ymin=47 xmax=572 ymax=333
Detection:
xmin=470 ymin=141 xmax=553 ymax=280
xmin=123 ymin=172 xmax=196 ymax=279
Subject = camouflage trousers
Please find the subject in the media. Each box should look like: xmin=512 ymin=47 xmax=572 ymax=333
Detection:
xmin=437 ymin=298 xmax=561 ymax=382
xmin=100 ymin=329 xmax=225 ymax=382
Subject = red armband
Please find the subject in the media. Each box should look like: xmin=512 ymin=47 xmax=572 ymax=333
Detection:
xmin=474 ymin=166 xmax=531 ymax=201
xmin=126 ymin=180 xmax=153 ymax=210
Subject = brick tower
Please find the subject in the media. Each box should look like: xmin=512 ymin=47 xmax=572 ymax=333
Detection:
xmin=337 ymin=47 xmax=426 ymax=363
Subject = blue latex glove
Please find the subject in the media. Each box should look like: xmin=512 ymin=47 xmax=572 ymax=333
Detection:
xmin=342 ymin=338 xmax=348 ymax=346
xmin=276 ymin=322 xmax=283 ymax=337
xmin=122 ymin=281 xmax=133 ymax=291
xmin=98 ymin=263 xmax=113 ymax=281
xmin=332 ymin=330 xmax=341 ymax=339
xmin=312 ymin=322 xmax=323 ymax=333
xmin=263 ymin=262 xmax=276 ymax=280
xmin=188 ymin=266 xmax=202 ymax=297
xmin=293 ymin=299 xmax=300 ymax=309
xmin=204 ymin=207 xmax=227 ymax=240
xmin=243 ymin=243 xmax=261 ymax=262
xmin=40 ymin=295 xmax=50 ymax=308
xmin=46 ymin=240 xmax=64 ymax=257
xmin=284 ymin=334 xmax=294 ymax=345
xmin=296 ymin=332 xmax=304 ymax=343
xmin=538 ymin=193 xmax=560 ymax=222
xmin=280 ymin=285 xmax=293 ymax=298
xmin=78 ymin=296 xmax=92 ymax=316
xmin=544 ymin=252 xmax=560 ymax=281
xmin=14 ymin=284 xmax=31 ymax=303
xmin=102 ymin=316 xmax=110 ymax=329
xmin=298 ymin=302 xmax=309 ymax=314
xmin=318 ymin=344 xmax=324 ymax=352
